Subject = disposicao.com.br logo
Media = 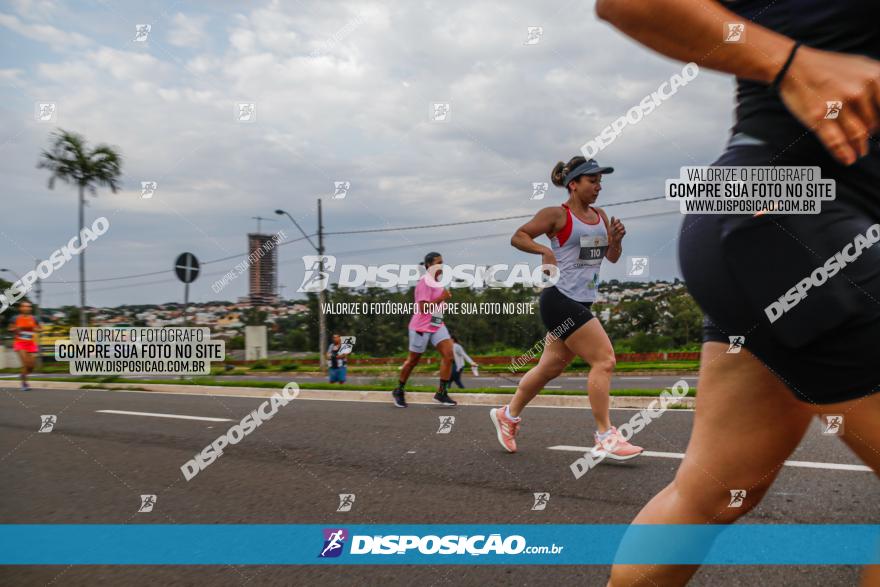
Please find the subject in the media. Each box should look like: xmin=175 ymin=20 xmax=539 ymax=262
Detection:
xmin=318 ymin=529 xmax=563 ymax=558
xmin=298 ymin=255 xmax=559 ymax=292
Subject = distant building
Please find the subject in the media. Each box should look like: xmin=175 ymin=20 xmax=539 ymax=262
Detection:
xmin=216 ymin=313 xmax=243 ymax=328
xmin=247 ymin=233 xmax=279 ymax=306
xmin=194 ymin=312 xmax=216 ymax=324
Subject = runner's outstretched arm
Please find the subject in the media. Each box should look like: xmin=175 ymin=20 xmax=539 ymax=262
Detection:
xmin=596 ymin=0 xmax=880 ymax=165
xmin=596 ymin=0 xmax=790 ymax=81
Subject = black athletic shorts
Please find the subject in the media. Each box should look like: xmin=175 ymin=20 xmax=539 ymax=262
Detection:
xmin=539 ymin=286 xmax=594 ymax=340
xmin=679 ymin=135 xmax=880 ymax=404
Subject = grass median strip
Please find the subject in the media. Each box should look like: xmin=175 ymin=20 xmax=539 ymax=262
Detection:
xmin=79 ymin=384 xmax=150 ymax=391
xmin=2 ymin=360 xmax=700 ymax=376
xmin=33 ymin=376 xmax=696 ymax=397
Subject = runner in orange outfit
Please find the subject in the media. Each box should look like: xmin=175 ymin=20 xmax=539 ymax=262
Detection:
xmin=9 ymin=301 xmax=40 ymax=391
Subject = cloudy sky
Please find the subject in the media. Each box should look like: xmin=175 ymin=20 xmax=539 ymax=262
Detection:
xmin=0 ymin=0 xmax=738 ymax=309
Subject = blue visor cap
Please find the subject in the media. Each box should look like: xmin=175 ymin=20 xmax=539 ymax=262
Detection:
xmin=563 ymin=159 xmax=615 ymax=186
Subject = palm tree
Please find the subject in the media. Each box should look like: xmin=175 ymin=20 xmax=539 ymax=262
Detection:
xmin=38 ymin=130 xmax=123 ymax=327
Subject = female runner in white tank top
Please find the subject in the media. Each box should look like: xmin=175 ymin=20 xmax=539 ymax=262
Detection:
xmin=489 ymin=156 xmax=644 ymax=461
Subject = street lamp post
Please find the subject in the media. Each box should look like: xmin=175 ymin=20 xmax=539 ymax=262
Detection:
xmin=275 ymin=204 xmax=327 ymax=371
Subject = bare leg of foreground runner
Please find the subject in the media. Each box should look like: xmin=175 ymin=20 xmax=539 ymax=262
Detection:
xmin=610 ymin=342 xmax=815 ymax=585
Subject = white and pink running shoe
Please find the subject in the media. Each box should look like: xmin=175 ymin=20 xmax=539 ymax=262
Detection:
xmin=490 ymin=407 xmax=521 ymax=453
xmin=590 ymin=426 xmax=643 ymax=461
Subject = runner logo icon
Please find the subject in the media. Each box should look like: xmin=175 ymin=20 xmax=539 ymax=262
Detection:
xmin=299 ymin=255 xmax=337 ymax=292
xmin=134 ymin=24 xmax=151 ymax=42
xmin=36 ymin=102 xmax=57 ymax=122
xmin=728 ymin=489 xmax=746 ymax=508
xmin=431 ymin=102 xmax=450 ymax=122
xmin=724 ymin=23 xmax=745 ymax=43
xmin=39 ymin=415 xmax=57 ymax=433
xmin=627 ymin=256 xmax=649 ymax=276
xmin=339 ymin=336 xmax=356 ymax=355
xmin=727 ymin=335 xmax=745 ymax=353
xmin=333 ymin=181 xmax=350 ymax=199
xmin=237 ymin=103 xmax=256 ymax=122
xmin=337 ymin=493 xmax=356 ymax=512
xmin=524 ymin=26 xmax=543 ymax=45
xmin=138 ymin=494 xmax=157 ymax=513
xmin=437 ymin=416 xmax=455 ymax=434
xmin=531 ymin=182 xmax=549 ymax=200
xmin=824 ymin=101 xmax=843 ymax=120
xmin=532 ymin=492 xmax=550 ymax=510
xmin=319 ymin=528 xmax=348 ymax=558
xmin=141 ymin=181 xmax=157 ymax=199
xmin=821 ymin=414 xmax=844 ymax=436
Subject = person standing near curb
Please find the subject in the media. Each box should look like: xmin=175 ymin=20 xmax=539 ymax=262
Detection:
xmin=327 ymin=334 xmax=350 ymax=384
xmin=450 ymin=335 xmax=478 ymax=388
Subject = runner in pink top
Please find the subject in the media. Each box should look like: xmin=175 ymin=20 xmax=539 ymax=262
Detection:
xmin=392 ymin=252 xmax=456 ymax=408
xmin=408 ymin=272 xmax=446 ymax=333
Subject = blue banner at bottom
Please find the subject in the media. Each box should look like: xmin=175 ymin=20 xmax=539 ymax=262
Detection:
xmin=1 ymin=525 xmax=878 ymax=565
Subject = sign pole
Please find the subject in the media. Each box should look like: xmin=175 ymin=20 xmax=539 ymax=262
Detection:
xmin=174 ymin=252 xmax=199 ymax=381
xmin=174 ymin=252 xmax=200 ymax=330
xmin=184 ymin=282 xmax=190 ymax=327
xmin=317 ymin=198 xmax=327 ymax=372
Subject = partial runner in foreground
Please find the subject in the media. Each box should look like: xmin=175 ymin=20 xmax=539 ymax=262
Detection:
xmin=595 ymin=0 xmax=880 ymax=584
xmin=391 ymin=252 xmax=457 ymax=408
xmin=9 ymin=301 xmax=41 ymax=391
xmin=490 ymin=156 xmax=642 ymax=462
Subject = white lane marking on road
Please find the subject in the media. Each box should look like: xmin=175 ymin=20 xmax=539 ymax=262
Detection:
xmin=501 ymin=385 xmax=561 ymax=389
xmin=29 ymin=386 xmax=694 ymax=410
xmin=619 ymin=377 xmax=651 ymax=380
xmin=547 ymin=446 xmax=873 ymax=472
xmin=781 ymin=459 xmax=873 ymax=472
xmin=96 ymin=410 xmax=233 ymax=422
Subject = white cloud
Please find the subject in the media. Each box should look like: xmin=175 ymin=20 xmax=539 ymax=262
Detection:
xmin=37 ymin=60 xmax=95 ymax=82
xmin=9 ymin=0 xmax=58 ymax=20
xmin=167 ymin=12 xmax=209 ymax=48
xmin=0 ymin=68 xmax=24 ymax=82
xmin=87 ymin=47 xmax=170 ymax=81
xmin=186 ymin=55 xmax=220 ymax=74
xmin=0 ymin=11 xmax=91 ymax=50
xmin=4 ymin=0 xmax=737 ymax=308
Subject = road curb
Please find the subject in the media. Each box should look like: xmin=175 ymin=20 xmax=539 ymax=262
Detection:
xmin=31 ymin=381 xmax=696 ymax=409
xmin=244 ymin=370 xmax=699 ymax=378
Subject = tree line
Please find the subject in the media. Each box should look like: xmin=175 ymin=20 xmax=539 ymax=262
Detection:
xmin=268 ymin=281 xmax=704 ymax=355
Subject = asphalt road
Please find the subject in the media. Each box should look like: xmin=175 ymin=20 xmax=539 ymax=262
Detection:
xmin=23 ymin=372 xmax=700 ymax=391
xmin=1 ymin=384 xmax=877 ymax=586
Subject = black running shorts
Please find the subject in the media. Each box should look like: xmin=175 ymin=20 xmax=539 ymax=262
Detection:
xmin=539 ymin=286 xmax=594 ymax=340
xmin=679 ymin=137 xmax=880 ymax=404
